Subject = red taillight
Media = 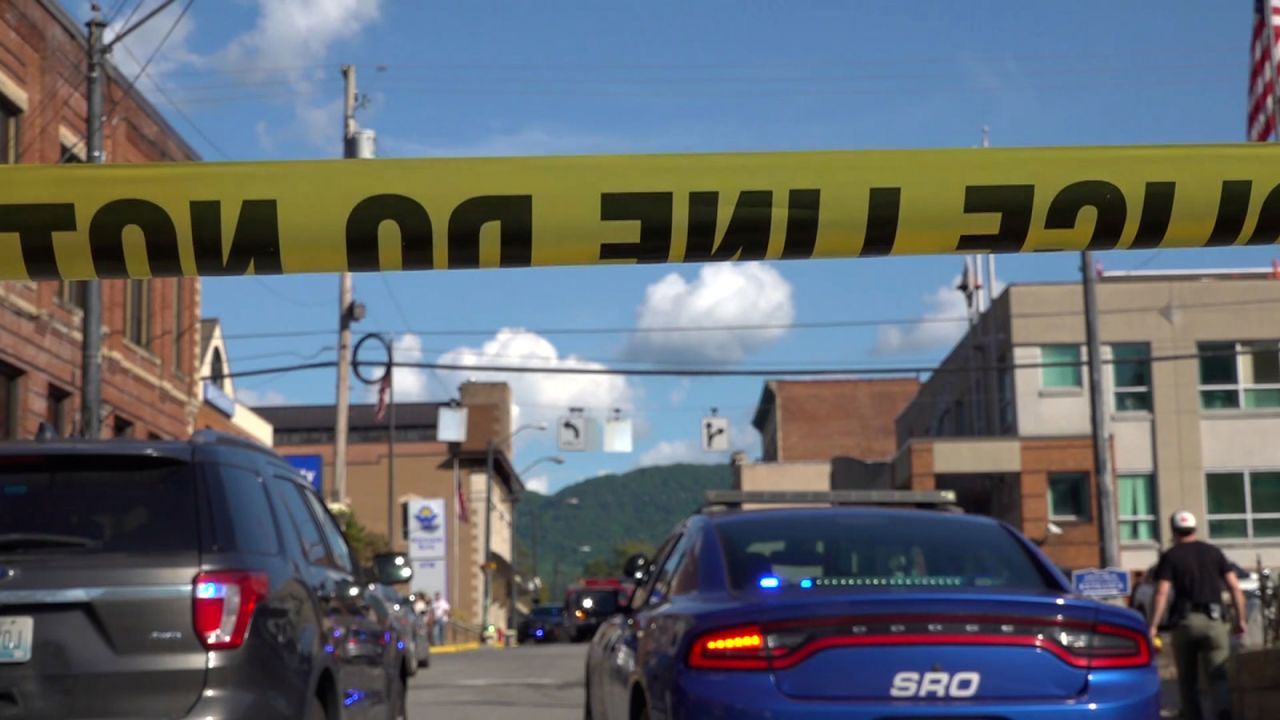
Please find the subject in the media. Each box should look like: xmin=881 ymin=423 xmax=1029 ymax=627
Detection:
xmin=688 ymin=626 xmax=775 ymax=670
xmin=687 ymin=616 xmax=1151 ymax=671
xmin=193 ymin=571 xmax=268 ymax=650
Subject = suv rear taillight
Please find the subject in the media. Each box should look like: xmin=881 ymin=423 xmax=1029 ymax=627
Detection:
xmin=193 ymin=571 xmax=268 ymax=650
xmin=687 ymin=615 xmax=1152 ymax=671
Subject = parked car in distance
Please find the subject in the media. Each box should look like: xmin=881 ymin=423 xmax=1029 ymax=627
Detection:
xmin=518 ymin=604 xmax=566 ymax=643
xmin=370 ymin=584 xmax=431 ymax=668
xmin=0 ymin=431 xmax=413 ymax=719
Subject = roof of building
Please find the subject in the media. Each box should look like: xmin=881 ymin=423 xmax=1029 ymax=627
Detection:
xmin=199 ymin=319 xmax=219 ymax=357
xmin=255 ymin=403 xmax=444 ymax=432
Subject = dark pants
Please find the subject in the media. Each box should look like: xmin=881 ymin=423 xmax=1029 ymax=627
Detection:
xmin=1172 ymin=612 xmax=1232 ymax=720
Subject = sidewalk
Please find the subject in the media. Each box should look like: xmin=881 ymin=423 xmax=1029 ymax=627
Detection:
xmin=430 ymin=641 xmax=482 ymax=655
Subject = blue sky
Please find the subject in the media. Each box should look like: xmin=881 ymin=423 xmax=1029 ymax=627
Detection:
xmin=70 ymin=1 xmax=1280 ymax=493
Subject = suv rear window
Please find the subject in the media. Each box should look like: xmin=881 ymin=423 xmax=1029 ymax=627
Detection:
xmin=716 ymin=512 xmax=1052 ymax=592
xmin=0 ymin=457 xmax=197 ymax=553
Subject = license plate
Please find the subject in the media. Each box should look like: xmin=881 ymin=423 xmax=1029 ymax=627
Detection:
xmin=0 ymin=617 xmax=32 ymax=663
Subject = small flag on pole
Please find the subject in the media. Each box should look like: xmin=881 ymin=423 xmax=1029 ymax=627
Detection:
xmin=1249 ymin=0 xmax=1280 ymax=141
xmin=373 ymin=374 xmax=391 ymax=422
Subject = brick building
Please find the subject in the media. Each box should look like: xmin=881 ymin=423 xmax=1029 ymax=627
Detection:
xmin=0 ymin=0 xmax=201 ymax=440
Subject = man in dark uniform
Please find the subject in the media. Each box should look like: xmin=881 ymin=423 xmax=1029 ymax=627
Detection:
xmin=1148 ymin=510 xmax=1247 ymax=720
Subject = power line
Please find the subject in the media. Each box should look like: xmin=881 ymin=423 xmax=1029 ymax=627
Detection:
xmin=117 ymin=43 xmax=232 ymax=160
xmin=205 ymin=346 xmax=1240 ymax=383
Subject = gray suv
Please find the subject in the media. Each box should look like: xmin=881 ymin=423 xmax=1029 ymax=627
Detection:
xmin=0 ymin=431 xmax=413 ymax=719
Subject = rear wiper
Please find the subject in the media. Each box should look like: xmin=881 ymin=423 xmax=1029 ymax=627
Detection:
xmin=0 ymin=533 xmax=102 ymax=551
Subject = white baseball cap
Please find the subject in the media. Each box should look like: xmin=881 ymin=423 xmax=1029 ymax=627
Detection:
xmin=1170 ymin=510 xmax=1198 ymax=532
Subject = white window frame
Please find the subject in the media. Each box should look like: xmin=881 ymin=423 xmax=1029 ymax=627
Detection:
xmin=1199 ymin=341 xmax=1280 ymax=411
xmin=1204 ymin=469 xmax=1280 ymax=541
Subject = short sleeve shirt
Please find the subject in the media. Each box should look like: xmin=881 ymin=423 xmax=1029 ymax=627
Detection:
xmin=1154 ymin=541 xmax=1232 ymax=614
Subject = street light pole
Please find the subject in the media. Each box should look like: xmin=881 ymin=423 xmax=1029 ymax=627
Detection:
xmin=481 ymin=422 xmax=548 ymax=635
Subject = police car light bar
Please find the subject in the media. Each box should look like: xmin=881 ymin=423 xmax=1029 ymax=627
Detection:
xmin=702 ymin=489 xmax=960 ymax=512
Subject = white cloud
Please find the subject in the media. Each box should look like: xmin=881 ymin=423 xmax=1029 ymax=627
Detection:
xmin=524 ymin=475 xmax=550 ymax=494
xmin=873 ymin=274 xmax=1008 ymax=356
xmin=638 ymin=440 xmax=727 ymax=468
xmin=103 ymin=0 xmax=202 ymax=98
xmin=237 ymin=387 xmax=289 ymax=407
xmin=669 ymin=379 xmax=691 ymax=406
xmin=220 ymin=0 xmax=382 ymax=150
xmin=410 ymin=329 xmax=636 ymax=430
xmin=625 ymin=263 xmax=794 ymax=365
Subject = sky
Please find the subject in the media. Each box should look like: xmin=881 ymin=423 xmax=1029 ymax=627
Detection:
xmin=65 ymin=0 xmax=1280 ymax=494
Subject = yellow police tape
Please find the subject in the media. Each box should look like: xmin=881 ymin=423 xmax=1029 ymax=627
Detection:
xmin=1 ymin=143 xmax=1278 ymax=280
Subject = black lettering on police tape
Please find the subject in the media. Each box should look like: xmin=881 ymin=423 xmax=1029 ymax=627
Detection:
xmin=858 ymin=187 xmax=901 ymax=257
xmin=0 ymin=203 xmax=76 ymax=280
xmin=599 ymin=192 xmax=673 ymax=264
xmin=1246 ymin=183 xmax=1280 ymax=245
xmin=684 ymin=190 xmax=772 ymax=262
xmin=89 ymin=199 xmax=181 ymax=278
xmin=1130 ymin=182 xmax=1176 ymax=250
xmin=447 ymin=195 xmax=533 ymax=268
xmin=781 ymin=189 xmax=820 ymax=260
xmin=191 ymin=200 xmax=283 ymax=276
xmin=957 ymin=185 xmax=1035 ymax=253
xmin=345 ymin=194 xmax=433 ymax=272
xmin=1045 ymin=180 xmax=1126 ymax=251
xmin=1205 ymin=180 xmax=1252 ymax=247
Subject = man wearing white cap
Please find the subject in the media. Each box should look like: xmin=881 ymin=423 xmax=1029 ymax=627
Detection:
xmin=1148 ymin=510 xmax=1246 ymax=720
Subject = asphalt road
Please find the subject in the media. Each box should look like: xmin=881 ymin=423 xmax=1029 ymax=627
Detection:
xmin=408 ymin=643 xmax=587 ymax=720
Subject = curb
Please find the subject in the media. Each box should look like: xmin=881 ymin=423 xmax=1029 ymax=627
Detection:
xmin=430 ymin=642 xmax=481 ymax=655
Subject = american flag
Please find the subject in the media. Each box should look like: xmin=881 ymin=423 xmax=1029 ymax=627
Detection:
xmin=373 ymin=373 xmax=391 ymax=422
xmin=1250 ymin=0 xmax=1280 ymax=141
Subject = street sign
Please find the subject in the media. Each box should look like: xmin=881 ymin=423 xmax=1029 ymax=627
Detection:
xmin=436 ymin=405 xmax=468 ymax=443
xmin=284 ymin=455 xmax=323 ymax=494
xmin=558 ymin=414 xmax=587 ymax=452
xmin=603 ymin=417 xmax=633 ymax=453
xmin=702 ymin=416 xmax=730 ymax=452
xmin=1070 ymin=568 xmax=1131 ymax=599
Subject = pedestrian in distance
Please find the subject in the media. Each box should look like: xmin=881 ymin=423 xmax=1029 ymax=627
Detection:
xmin=1147 ymin=510 xmax=1248 ymax=720
xmin=432 ymin=591 xmax=451 ymax=646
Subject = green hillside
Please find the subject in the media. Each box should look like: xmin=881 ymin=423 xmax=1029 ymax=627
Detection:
xmin=515 ymin=463 xmax=733 ymax=602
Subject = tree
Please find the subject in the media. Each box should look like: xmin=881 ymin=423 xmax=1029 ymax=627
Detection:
xmin=328 ymin=503 xmax=391 ymax=570
xmin=582 ymin=540 xmax=657 ymax=579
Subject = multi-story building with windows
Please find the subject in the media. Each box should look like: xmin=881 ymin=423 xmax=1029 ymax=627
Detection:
xmin=0 ymin=0 xmax=202 ymax=439
xmin=894 ymin=268 xmax=1280 ymax=572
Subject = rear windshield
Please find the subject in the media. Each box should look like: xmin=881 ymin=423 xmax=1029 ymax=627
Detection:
xmin=716 ymin=512 xmax=1052 ymax=592
xmin=0 ymin=457 xmax=198 ymax=554
xmin=531 ymin=606 xmax=563 ymax=619
xmin=569 ymin=589 xmax=620 ymax=615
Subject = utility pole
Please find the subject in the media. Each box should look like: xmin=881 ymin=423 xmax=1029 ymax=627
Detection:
xmin=1082 ymin=250 xmax=1119 ymax=568
xmin=334 ymin=65 xmax=358 ymax=503
xmin=81 ymin=8 xmax=106 ymax=439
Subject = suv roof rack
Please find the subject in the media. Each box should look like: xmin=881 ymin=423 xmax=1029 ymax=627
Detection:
xmin=702 ymin=489 xmax=962 ymax=513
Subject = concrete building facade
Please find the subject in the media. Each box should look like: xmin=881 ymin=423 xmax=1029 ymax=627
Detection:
xmin=0 ymin=0 xmax=201 ymax=440
xmin=895 ymin=270 xmax=1280 ymax=572
xmin=256 ymin=382 xmax=527 ymax=640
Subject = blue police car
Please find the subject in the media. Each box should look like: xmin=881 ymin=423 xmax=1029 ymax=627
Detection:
xmin=584 ymin=490 xmax=1158 ymax=719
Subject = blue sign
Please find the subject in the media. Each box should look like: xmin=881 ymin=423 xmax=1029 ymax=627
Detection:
xmin=1071 ymin=568 xmax=1131 ymax=598
xmin=285 ymin=455 xmax=324 ymax=494
xmin=203 ymin=381 xmax=236 ymax=418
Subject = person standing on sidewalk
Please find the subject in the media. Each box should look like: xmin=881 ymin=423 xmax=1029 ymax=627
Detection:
xmin=1148 ymin=510 xmax=1247 ymax=720
xmin=432 ymin=591 xmax=451 ymax=646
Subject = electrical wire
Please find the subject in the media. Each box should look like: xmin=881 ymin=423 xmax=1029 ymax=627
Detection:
xmin=116 ymin=43 xmax=232 ymax=160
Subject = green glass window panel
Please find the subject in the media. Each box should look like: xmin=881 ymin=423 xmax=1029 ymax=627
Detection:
xmin=1200 ymin=343 xmax=1238 ymax=385
xmin=1118 ymin=475 xmax=1154 ymax=516
xmin=1207 ymin=473 xmax=1247 ymax=515
xmin=1209 ymin=519 xmax=1248 ymax=539
xmin=1250 ymin=472 xmax=1280 ymax=514
xmin=1116 ymin=391 xmax=1152 ymax=412
xmin=1253 ymin=518 xmax=1280 ymax=538
xmin=1042 ymin=346 xmax=1082 ymax=388
xmin=1244 ymin=389 xmax=1280 ymax=409
xmin=1120 ymin=520 xmax=1156 ymax=542
xmin=1113 ymin=344 xmax=1150 ymax=388
xmin=1201 ymin=390 xmax=1241 ymax=410
xmin=1048 ymin=473 xmax=1089 ymax=519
